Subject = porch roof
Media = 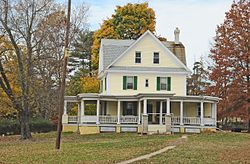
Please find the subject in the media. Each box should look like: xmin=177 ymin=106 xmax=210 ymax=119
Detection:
xmin=65 ymin=93 xmax=219 ymax=103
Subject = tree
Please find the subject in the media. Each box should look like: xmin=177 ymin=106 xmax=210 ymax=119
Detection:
xmin=66 ymin=69 xmax=99 ymax=96
xmin=69 ymin=31 xmax=94 ymax=74
xmin=206 ymin=0 xmax=249 ymax=131
xmin=92 ymin=3 xmax=156 ymax=69
xmin=187 ymin=58 xmax=210 ymax=96
xmin=0 ymin=0 xmax=88 ymax=139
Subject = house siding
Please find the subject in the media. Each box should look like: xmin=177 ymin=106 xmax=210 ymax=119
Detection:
xmin=113 ymin=34 xmax=182 ymax=68
xmin=106 ymin=72 xmax=186 ymax=96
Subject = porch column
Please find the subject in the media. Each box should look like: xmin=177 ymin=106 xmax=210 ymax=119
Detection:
xmin=62 ymin=100 xmax=68 ymax=124
xmin=200 ymin=101 xmax=204 ymax=126
xmin=77 ymin=102 xmax=81 ymax=123
xmin=166 ymin=98 xmax=170 ymax=115
xmin=143 ymin=99 xmax=147 ymax=114
xmin=212 ymin=103 xmax=217 ymax=126
xmin=117 ymin=100 xmax=121 ymax=124
xmin=63 ymin=100 xmax=67 ymax=115
xmin=160 ymin=101 xmax=163 ymax=125
xmin=96 ymin=99 xmax=100 ymax=124
xmin=180 ymin=100 xmax=184 ymax=125
xmin=80 ymin=100 xmax=85 ymax=123
xmin=138 ymin=101 xmax=141 ymax=124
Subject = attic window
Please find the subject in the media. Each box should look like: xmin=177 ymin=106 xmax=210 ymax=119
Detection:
xmin=135 ymin=52 xmax=141 ymax=63
xmin=153 ymin=52 xmax=159 ymax=64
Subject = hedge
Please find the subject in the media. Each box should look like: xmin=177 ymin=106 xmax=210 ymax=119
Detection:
xmin=0 ymin=118 xmax=56 ymax=135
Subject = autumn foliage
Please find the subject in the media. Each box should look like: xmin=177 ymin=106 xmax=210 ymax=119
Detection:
xmin=92 ymin=3 xmax=156 ymax=69
xmin=206 ymin=0 xmax=249 ymax=123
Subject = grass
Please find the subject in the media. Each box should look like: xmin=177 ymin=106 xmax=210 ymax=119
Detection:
xmin=0 ymin=132 xmax=179 ymax=163
xmin=0 ymin=132 xmax=249 ymax=164
xmin=137 ymin=132 xmax=250 ymax=164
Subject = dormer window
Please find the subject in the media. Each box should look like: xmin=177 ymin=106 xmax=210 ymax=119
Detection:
xmin=153 ymin=52 xmax=159 ymax=64
xmin=135 ymin=52 xmax=141 ymax=63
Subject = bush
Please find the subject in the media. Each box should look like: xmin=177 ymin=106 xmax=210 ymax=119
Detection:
xmin=0 ymin=118 xmax=56 ymax=135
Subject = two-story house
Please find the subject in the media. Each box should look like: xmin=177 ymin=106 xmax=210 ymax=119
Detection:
xmin=63 ymin=29 xmax=219 ymax=134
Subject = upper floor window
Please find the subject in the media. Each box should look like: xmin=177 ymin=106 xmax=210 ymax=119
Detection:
xmin=145 ymin=79 xmax=149 ymax=87
xmin=153 ymin=52 xmax=159 ymax=64
xmin=156 ymin=77 xmax=171 ymax=91
xmin=160 ymin=77 xmax=167 ymax=90
xmin=123 ymin=76 xmax=137 ymax=90
xmin=135 ymin=52 xmax=141 ymax=63
xmin=127 ymin=76 xmax=134 ymax=89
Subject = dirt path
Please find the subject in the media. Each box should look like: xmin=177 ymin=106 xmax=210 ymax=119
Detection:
xmin=117 ymin=135 xmax=188 ymax=164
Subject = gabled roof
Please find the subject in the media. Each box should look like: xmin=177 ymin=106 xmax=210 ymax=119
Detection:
xmin=101 ymin=39 xmax=134 ymax=71
xmin=99 ymin=30 xmax=189 ymax=73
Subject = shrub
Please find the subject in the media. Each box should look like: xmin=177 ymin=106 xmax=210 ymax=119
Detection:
xmin=0 ymin=118 xmax=56 ymax=135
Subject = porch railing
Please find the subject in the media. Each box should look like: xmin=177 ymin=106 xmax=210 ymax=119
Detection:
xmin=171 ymin=116 xmax=180 ymax=125
xmin=120 ymin=116 xmax=138 ymax=124
xmin=183 ymin=117 xmax=201 ymax=125
xmin=204 ymin=118 xmax=216 ymax=126
xmin=81 ymin=116 xmax=97 ymax=123
xmin=68 ymin=116 xmax=78 ymax=123
xmin=99 ymin=116 xmax=118 ymax=124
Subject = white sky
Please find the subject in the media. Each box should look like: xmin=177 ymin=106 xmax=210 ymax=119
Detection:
xmin=66 ymin=0 xmax=233 ymax=69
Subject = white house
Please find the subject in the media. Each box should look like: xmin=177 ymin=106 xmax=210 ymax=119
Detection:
xmin=63 ymin=28 xmax=219 ymax=134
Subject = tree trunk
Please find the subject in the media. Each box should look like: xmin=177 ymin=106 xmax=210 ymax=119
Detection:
xmin=20 ymin=109 xmax=31 ymax=139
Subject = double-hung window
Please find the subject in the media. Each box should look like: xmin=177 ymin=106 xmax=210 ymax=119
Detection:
xmin=153 ymin=52 xmax=159 ymax=64
xmin=135 ymin=52 xmax=141 ymax=63
xmin=160 ymin=77 xmax=167 ymax=90
xmin=127 ymin=76 xmax=134 ymax=89
xmin=123 ymin=76 xmax=138 ymax=90
xmin=156 ymin=77 xmax=171 ymax=91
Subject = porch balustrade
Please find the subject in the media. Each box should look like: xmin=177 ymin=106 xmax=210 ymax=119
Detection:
xmin=68 ymin=115 xmax=215 ymax=126
xmin=81 ymin=116 xmax=97 ymax=123
xmin=99 ymin=116 xmax=118 ymax=124
xmin=204 ymin=118 xmax=216 ymax=126
xmin=171 ymin=116 xmax=180 ymax=125
xmin=171 ymin=116 xmax=202 ymax=125
xmin=183 ymin=117 xmax=201 ymax=125
xmin=68 ymin=116 xmax=78 ymax=123
xmin=120 ymin=116 xmax=138 ymax=124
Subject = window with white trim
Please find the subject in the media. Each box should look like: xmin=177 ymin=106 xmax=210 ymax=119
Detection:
xmin=153 ymin=52 xmax=159 ymax=64
xmin=135 ymin=52 xmax=141 ymax=63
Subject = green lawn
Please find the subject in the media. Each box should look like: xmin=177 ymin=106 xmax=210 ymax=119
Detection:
xmin=0 ymin=132 xmax=179 ymax=163
xmin=137 ymin=132 xmax=250 ymax=164
xmin=0 ymin=132 xmax=249 ymax=164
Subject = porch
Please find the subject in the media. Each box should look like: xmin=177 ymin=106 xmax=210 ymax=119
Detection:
xmin=63 ymin=94 xmax=218 ymax=129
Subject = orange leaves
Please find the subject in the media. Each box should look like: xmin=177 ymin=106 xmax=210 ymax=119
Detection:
xmin=207 ymin=0 xmax=250 ymax=119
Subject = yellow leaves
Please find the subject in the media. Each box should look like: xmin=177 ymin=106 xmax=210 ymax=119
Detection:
xmin=80 ymin=76 xmax=100 ymax=93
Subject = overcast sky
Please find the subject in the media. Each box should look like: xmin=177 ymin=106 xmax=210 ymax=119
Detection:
xmin=65 ymin=0 xmax=233 ymax=69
